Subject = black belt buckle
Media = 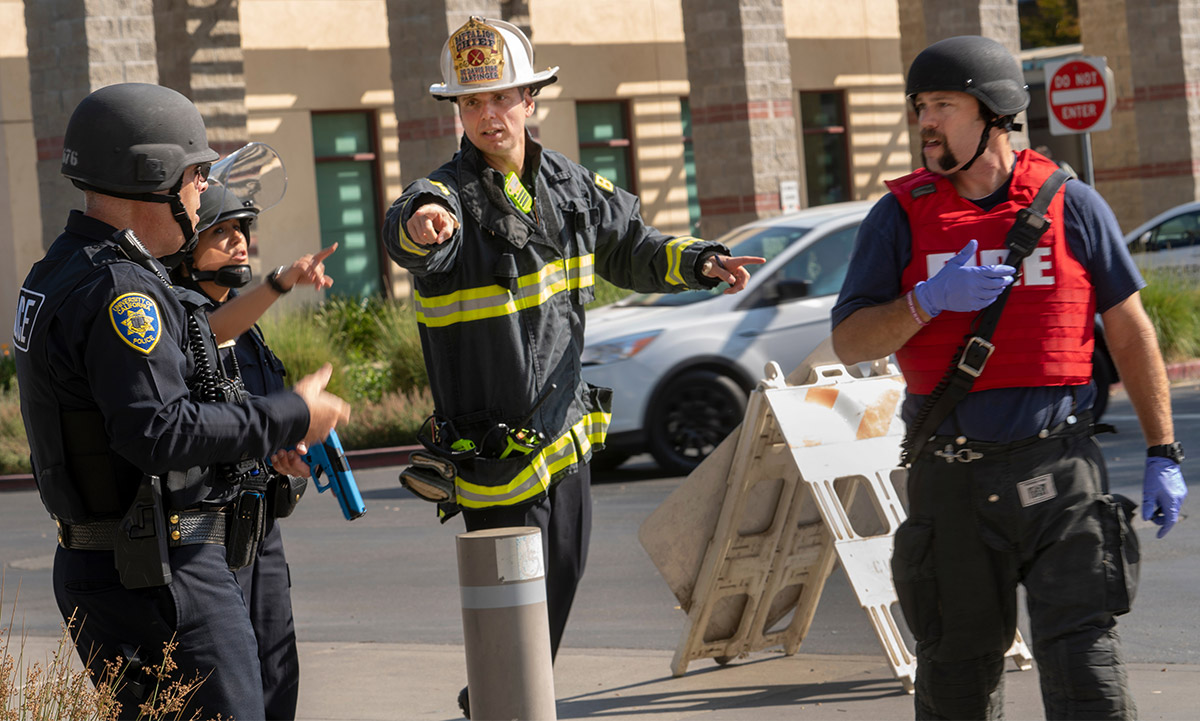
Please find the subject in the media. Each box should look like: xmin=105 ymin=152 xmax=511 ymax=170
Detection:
xmin=958 ymin=336 xmax=996 ymax=378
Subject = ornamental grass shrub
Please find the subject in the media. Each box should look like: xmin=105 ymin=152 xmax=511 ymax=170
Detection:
xmin=1139 ymin=268 xmax=1200 ymax=363
xmin=1 ymin=578 xmax=219 ymax=720
xmin=1 ymin=271 xmax=1198 ymax=475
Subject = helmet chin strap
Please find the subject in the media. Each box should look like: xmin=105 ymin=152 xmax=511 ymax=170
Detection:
xmin=159 ymin=176 xmax=199 ymax=270
xmin=189 ymin=264 xmax=253 ymax=288
xmin=75 ymin=176 xmax=198 ymax=269
xmin=957 ymin=115 xmax=1020 ymax=173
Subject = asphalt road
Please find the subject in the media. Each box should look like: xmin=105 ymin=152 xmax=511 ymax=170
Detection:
xmin=2 ymin=383 xmax=1198 ymax=666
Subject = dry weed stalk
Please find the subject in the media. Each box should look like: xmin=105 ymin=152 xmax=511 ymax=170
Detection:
xmin=1 ymin=573 xmax=223 ymax=720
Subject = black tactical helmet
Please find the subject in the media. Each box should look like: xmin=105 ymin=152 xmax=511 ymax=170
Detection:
xmin=906 ymin=35 xmax=1030 ymax=117
xmin=61 ymin=83 xmax=219 ymax=265
xmin=178 ymin=180 xmax=260 ymax=290
xmin=197 ymin=180 xmax=259 ymax=234
xmin=61 ymin=83 xmax=219 ymax=193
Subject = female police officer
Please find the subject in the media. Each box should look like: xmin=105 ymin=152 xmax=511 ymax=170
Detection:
xmin=173 ymin=157 xmax=336 ymax=719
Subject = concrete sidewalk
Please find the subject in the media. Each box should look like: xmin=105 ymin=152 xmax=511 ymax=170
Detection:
xmin=13 ymin=635 xmax=1199 ymax=720
xmin=291 ymin=642 xmax=1199 ymax=720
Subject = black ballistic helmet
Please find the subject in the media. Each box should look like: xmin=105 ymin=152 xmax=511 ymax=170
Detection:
xmin=197 ymin=180 xmax=260 ymax=234
xmin=61 ymin=83 xmax=219 ymax=263
xmin=907 ymin=36 xmax=1028 ymax=172
xmin=906 ymin=35 xmax=1030 ymax=117
xmin=180 ymin=180 xmax=259 ymax=289
xmin=61 ymin=83 xmax=219 ymax=193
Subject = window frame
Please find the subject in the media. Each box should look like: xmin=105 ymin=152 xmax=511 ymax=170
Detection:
xmin=575 ymin=99 xmax=637 ymax=195
xmin=310 ymin=109 xmax=389 ymax=297
xmin=799 ymin=90 xmax=853 ymax=207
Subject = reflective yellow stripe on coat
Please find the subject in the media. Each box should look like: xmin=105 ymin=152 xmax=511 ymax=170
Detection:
xmin=416 ymin=254 xmax=595 ymax=328
xmin=455 ymin=410 xmax=611 ymax=509
xmin=663 ymin=236 xmax=702 ymax=286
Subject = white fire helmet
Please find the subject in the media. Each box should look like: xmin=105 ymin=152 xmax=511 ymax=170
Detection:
xmin=430 ymin=16 xmax=559 ymax=100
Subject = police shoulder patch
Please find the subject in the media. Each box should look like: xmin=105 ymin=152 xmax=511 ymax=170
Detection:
xmin=109 ymin=292 xmax=162 ymax=355
xmin=593 ymin=173 xmax=615 ymax=193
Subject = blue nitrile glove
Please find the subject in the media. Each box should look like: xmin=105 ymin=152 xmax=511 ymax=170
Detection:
xmin=912 ymin=239 xmax=1016 ymax=317
xmin=1143 ymin=456 xmax=1187 ymax=538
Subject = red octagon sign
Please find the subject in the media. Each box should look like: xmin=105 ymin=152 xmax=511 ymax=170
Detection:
xmin=1046 ymin=57 xmax=1111 ymax=135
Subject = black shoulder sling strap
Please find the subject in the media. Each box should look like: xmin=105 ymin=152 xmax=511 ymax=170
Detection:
xmin=899 ymin=168 xmax=1071 ymax=466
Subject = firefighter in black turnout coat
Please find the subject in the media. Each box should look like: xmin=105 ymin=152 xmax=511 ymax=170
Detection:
xmin=383 ymin=16 xmax=764 ymax=718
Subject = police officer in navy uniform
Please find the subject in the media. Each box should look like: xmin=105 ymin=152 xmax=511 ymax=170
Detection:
xmin=12 ymin=83 xmax=350 ymax=720
xmin=172 ymin=167 xmax=337 ymax=720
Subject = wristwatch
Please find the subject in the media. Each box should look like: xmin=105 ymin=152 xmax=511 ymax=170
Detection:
xmin=1147 ymin=442 xmax=1185 ymax=464
xmin=267 ymin=265 xmax=291 ymax=294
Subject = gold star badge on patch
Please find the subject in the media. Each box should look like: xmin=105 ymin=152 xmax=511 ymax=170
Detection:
xmin=121 ymin=308 xmax=155 ymax=339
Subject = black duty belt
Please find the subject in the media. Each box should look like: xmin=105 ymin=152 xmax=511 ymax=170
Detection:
xmin=924 ymin=412 xmax=1093 ymax=464
xmin=58 ymin=510 xmax=227 ymax=551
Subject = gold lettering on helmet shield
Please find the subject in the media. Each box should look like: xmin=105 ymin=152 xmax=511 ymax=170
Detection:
xmin=452 ymin=17 xmax=507 ymax=87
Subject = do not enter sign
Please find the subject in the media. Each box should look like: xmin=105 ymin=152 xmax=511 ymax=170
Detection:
xmin=1044 ymin=56 xmax=1112 ymax=135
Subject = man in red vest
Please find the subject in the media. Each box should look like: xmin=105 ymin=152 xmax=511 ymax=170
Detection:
xmin=832 ymin=36 xmax=1187 ymax=720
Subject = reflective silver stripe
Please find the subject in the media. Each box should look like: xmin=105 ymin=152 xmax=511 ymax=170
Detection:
xmin=416 ymin=255 xmax=594 ymax=328
xmin=460 ymin=581 xmax=546 ymax=609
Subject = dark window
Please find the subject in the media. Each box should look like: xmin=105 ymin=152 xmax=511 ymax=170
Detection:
xmin=776 ymin=224 xmax=859 ymax=297
xmin=1131 ymin=210 xmax=1200 ymax=253
xmin=800 ymin=91 xmax=851 ymax=206
xmin=681 ymin=98 xmax=700 ymax=236
xmin=576 ymin=101 xmax=634 ymax=192
xmin=312 ymin=112 xmax=384 ymax=297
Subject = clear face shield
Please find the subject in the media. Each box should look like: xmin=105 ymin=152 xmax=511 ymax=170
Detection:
xmin=191 ymin=142 xmax=289 ymax=288
xmin=200 ymin=141 xmax=289 ymax=232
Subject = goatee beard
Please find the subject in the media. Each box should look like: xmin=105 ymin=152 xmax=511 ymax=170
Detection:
xmin=922 ymin=133 xmax=960 ymax=172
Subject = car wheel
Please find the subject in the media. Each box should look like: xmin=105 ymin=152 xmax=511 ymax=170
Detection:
xmin=648 ymin=370 xmax=747 ymax=476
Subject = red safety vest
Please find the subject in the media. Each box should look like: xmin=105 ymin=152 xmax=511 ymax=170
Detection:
xmin=888 ymin=150 xmax=1094 ymax=395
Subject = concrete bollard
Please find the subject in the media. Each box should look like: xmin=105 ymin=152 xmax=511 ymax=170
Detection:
xmin=456 ymin=526 xmax=556 ymax=721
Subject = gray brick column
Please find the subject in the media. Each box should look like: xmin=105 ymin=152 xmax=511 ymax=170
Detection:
xmin=1081 ymin=0 xmax=1200 ymax=228
xmin=681 ymin=0 xmax=800 ymax=238
xmin=25 ymin=0 xmax=158 ymax=250
xmin=896 ymin=0 xmax=1026 ymax=165
xmin=386 ymin=1 xmax=501 ymax=187
xmin=154 ymin=0 xmax=248 ymax=157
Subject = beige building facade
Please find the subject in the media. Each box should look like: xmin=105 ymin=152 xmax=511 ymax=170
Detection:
xmin=5 ymin=0 xmax=1199 ymax=346
xmin=1 ymin=0 xmax=910 ymax=342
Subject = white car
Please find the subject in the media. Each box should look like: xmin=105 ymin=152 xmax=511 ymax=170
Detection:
xmin=584 ymin=200 xmax=1119 ymax=475
xmin=582 ymin=201 xmax=872 ymax=474
xmin=1124 ymin=200 xmax=1200 ymax=273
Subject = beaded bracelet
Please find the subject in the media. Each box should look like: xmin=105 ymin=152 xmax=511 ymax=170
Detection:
xmin=906 ymin=290 xmax=929 ymax=327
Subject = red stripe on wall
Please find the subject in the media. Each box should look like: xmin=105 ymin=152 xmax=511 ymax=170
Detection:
xmin=1095 ymin=158 xmax=1200 ymax=182
xmin=699 ymin=192 xmax=780 ymax=215
xmin=1112 ymin=81 xmax=1200 ymax=111
xmin=691 ymin=100 xmax=793 ymax=125
xmin=37 ymin=136 xmax=64 ymax=162
xmin=395 ymin=115 xmax=461 ymax=141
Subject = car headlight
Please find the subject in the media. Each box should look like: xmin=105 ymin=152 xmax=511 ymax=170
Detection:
xmin=581 ymin=330 xmax=661 ymax=366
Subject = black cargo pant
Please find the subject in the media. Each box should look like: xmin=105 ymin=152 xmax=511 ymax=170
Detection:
xmin=235 ymin=517 xmax=300 ymax=720
xmin=892 ymin=424 xmax=1139 ymax=720
xmin=55 ymin=543 xmax=264 ymax=719
xmin=461 ymin=463 xmax=592 ymax=660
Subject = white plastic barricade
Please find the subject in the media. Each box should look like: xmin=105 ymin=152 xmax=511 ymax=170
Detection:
xmin=639 ymin=341 xmax=1033 ymax=691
